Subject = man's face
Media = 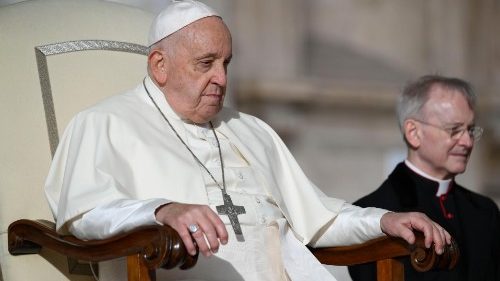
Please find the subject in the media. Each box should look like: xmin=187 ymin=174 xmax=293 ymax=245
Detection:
xmin=410 ymin=86 xmax=475 ymax=179
xmin=163 ymin=17 xmax=232 ymax=124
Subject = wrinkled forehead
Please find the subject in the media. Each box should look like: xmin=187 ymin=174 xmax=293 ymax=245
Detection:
xmin=154 ymin=18 xmax=231 ymax=70
xmin=178 ymin=16 xmax=231 ymax=40
xmin=423 ymin=85 xmax=475 ymax=120
xmin=428 ymin=83 xmax=474 ymax=107
xmin=426 ymin=85 xmax=469 ymax=106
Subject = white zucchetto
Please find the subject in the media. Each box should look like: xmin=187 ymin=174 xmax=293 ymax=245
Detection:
xmin=148 ymin=0 xmax=219 ymax=46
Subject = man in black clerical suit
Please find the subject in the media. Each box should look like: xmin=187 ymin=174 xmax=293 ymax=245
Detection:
xmin=348 ymin=75 xmax=500 ymax=281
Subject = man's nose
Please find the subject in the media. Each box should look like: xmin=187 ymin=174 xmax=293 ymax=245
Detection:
xmin=458 ymin=130 xmax=474 ymax=147
xmin=211 ymin=64 xmax=227 ymax=86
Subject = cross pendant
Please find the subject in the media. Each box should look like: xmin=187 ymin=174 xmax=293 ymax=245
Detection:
xmin=216 ymin=192 xmax=246 ymax=239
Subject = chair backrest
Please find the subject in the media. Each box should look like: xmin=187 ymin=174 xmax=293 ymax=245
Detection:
xmin=0 ymin=1 xmax=153 ymax=280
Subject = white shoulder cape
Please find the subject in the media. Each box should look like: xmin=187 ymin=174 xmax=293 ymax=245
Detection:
xmin=45 ymin=77 xmax=345 ymax=245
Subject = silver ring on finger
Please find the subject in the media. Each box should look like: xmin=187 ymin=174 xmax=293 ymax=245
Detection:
xmin=188 ymin=224 xmax=200 ymax=234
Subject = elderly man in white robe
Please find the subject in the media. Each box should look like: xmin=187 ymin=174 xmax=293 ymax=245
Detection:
xmin=45 ymin=1 xmax=451 ymax=280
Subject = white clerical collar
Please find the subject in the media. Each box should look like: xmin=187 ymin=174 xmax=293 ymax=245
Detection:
xmin=144 ymin=75 xmax=187 ymax=122
xmin=404 ymin=160 xmax=452 ymax=197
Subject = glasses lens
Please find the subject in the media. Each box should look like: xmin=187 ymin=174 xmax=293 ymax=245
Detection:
xmin=471 ymin=127 xmax=483 ymax=141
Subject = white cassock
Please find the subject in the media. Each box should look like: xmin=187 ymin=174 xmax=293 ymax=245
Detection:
xmin=45 ymin=76 xmax=388 ymax=281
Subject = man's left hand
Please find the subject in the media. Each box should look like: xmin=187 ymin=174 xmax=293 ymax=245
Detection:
xmin=380 ymin=212 xmax=451 ymax=254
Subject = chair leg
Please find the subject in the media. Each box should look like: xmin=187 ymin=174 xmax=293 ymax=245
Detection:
xmin=127 ymin=254 xmax=156 ymax=281
xmin=376 ymin=258 xmax=404 ymax=281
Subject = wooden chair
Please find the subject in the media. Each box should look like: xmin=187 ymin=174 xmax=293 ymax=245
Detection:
xmin=8 ymin=220 xmax=196 ymax=281
xmin=0 ymin=1 xmax=153 ymax=280
xmin=311 ymin=232 xmax=459 ymax=281
xmin=1 ymin=1 xmax=458 ymax=280
xmin=8 ymin=219 xmax=459 ymax=281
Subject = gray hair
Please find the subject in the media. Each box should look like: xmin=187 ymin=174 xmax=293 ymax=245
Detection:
xmin=396 ymin=75 xmax=476 ymax=132
xmin=147 ymin=29 xmax=184 ymax=76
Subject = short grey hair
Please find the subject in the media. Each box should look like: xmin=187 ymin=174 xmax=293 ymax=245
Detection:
xmin=147 ymin=28 xmax=184 ymax=76
xmin=396 ymin=75 xmax=476 ymax=132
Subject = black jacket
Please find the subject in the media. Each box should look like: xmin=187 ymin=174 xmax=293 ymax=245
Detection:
xmin=348 ymin=162 xmax=500 ymax=281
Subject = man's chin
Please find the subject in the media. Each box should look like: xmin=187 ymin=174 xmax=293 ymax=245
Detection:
xmin=194 ymin=108 xmax=222 ymax=124
xmin=448 ymin=163 xmax=468 ymax=175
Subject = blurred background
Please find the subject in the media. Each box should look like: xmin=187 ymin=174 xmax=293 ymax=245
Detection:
xmin=1 ymin=0 xmax=499 ymax=280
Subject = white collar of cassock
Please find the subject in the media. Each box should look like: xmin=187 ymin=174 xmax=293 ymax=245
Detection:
xmin=404 ymin=160 xmax=452 ymax=197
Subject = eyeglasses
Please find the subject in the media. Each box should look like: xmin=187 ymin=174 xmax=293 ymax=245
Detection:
xmin=413 ymin=119 xmax=483 ymax=142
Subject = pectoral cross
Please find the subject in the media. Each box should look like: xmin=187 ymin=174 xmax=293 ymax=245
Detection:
xmin=216 ymin=191 xmax=246 ymax=241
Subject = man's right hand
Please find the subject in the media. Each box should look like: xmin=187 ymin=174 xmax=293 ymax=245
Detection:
xmin=155 ymin=202 xmax=228 ymax=257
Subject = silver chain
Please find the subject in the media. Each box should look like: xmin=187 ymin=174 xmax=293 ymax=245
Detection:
xmin=143 ymin=78 xmax=226 ymax=193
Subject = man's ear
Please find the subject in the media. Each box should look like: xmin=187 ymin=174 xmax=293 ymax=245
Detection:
xmin=404 ymin=119 xmax=421 ymax=149
xmin=148 ymin=50 xmax=168 ymax=85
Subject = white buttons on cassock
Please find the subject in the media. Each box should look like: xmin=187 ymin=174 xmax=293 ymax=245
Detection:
xmin=210 ymin=138 xmax=219 ymax=147
xmin=198 ymin=127 xmax=210 ymax=137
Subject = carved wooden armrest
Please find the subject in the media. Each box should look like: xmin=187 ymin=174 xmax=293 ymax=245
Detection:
xmin=8 ymin=219 xmax=197 ymax=271
xmin=310 ymin=232 xmax=459 ymax=280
